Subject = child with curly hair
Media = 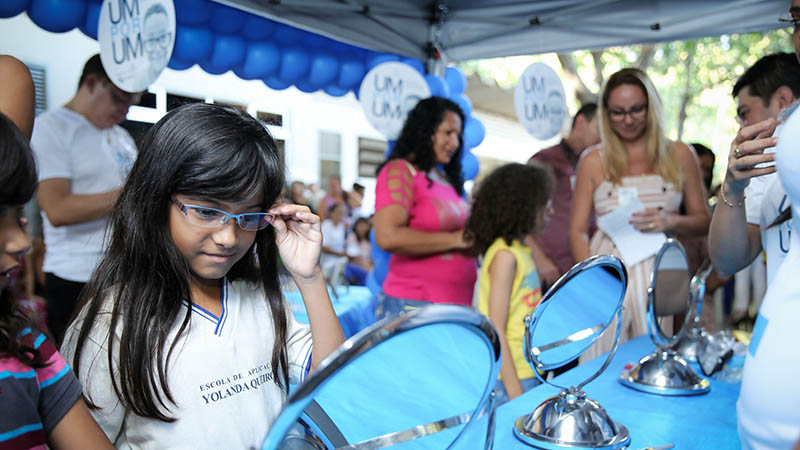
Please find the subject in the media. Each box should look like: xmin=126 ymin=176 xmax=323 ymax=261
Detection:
xmin=465 ymin=162 xmax=554 ymax=404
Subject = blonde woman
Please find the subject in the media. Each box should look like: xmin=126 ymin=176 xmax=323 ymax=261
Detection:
xmin=569 ymin=68 xmax=710 ymax=360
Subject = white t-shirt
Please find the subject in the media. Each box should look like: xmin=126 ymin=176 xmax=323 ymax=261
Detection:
xmin=31 ymin=107 xmax=137 ymax=282
xmin=61 ymin=279 xmax=313 ymax=449
xmin=737 ymin=108 xmax=800 ymax=450
xmin=320 ymin=219 xmax=347 ymax=269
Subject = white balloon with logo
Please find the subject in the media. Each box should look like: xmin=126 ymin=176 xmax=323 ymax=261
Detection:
xmin=514 ymin=62 xmax=567 ymax=141
xmin=98 ymin=0 xmax=176 ymax=92
xmin=359 ymin=62 xmax=431 ymax=140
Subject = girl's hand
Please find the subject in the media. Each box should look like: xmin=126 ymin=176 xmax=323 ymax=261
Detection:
xmin=630 ymin=207 xmax=674 ymax=233
xmin=270 ymin=204 xmax=323 ymax=282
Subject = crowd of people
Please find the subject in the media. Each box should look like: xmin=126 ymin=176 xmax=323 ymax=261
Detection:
xmin=1 ymin=1 xmax=800 ymax=448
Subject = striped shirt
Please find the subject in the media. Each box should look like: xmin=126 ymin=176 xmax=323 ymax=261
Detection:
xmin=0 ymin=328 xmax=82 ymax=449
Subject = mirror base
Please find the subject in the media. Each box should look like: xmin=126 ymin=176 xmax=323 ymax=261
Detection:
xmin=513 ymin=389 xmax=630 ymax=449
xmin=618 ymin=350 xmax=710 ymax=396
xmin=674 ymin=327 xmax=710 ymax=362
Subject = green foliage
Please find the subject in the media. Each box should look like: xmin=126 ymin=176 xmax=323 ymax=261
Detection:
xmin=460 ymin=28 xmax=794 ymax=184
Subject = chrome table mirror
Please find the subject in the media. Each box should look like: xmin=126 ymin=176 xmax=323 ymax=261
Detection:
xmin=261 ymin=304 xmax=501 ymax=450
xmin=675 ymin=261 xmax=714 ymax=361
xmin=618 ymin=239 xmax=710 ymax=395
xmin=514 ymin=255 xmax=630 ymax=450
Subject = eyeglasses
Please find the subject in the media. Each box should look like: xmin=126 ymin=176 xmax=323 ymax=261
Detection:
xmin=172 ymin=199 xmax=274 ymax=231
xmin=607 ymin=104 xmax=648 ymax=122
xmin=779 ymin=14 xmax=799 ymax=29
xmin=144 ymin=32 xmax=172 ymax=51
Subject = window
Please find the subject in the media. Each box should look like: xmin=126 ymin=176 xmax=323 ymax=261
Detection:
xmin=27 ymin=64 xmax=47 ymax=116
xmin=274 ymin=138 xmax=285 ymax=167
xmin=137 ymin=91 xmax=157 ymax=109
xmin=319 ymin=131 xmax=341 ymax=183
xmin=256 ymin=111 xmax=283 ymax=127
xmin=214 ymin=100 xmax=246 ymax=111
xmin=358 ymin=137 xmax=387 ymax=178
xmin=167 ymin=93 xmax=203 ymax=111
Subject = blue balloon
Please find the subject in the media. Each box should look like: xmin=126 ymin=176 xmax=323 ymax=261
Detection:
xmin=272 ymin=24 xmax=302 ymax=44
xmin=28 ymin=0 xmax=86 ymax=33
xmin=174 ymin=0 xmax=213 ymax=26
xmin=385 ymin=140 xmax=395 ymax=158
xmin=278 ymin=47 xmax=310 ymax=83
xmin=167 ymin=58 xmax=193 ymax=71
xmin=366 ymin=52 xmax=399 ymax=71
xmin=295 ymin=80 xmax=318 ymax=93
xmin=302 ymin=32 xmax=330 ymax=49
xmin=0 ymin=0 xmax=30 ymax=19
xmin=324 ymin=85 xmax=349 ymax=97
xmin=173 ymin=26 xmax=214 ymax=64
xmin=425 ymin=74 xmax=449 ymax=98
xmin=241 ymin=16 xmax=275 ymax=41
xmin=205 ymin=34 xmax=246 ymax=74
xmin=337 ymin=59 xmax=365 ymax=91
xmin=307 ymin=51 xmax=339 ymax=88
xmin=401 ymin=57 xmax=425 ymax=74
xmin=463 ymin=117 xmax=486 ymax=149
xmin=78 ymin=0 xmax=101 ymax=40
xmin=264 ymin=76 xmax=291 ymax=91
xmin=208 ymin=3 xmax=246 ymax=34
xmin=237 ymin=41 xmax=279 ymax=80
xmin=453 ymin=94 xmax=473 ymax=117
xmin=445 ymin=66 xmax=467 ymax=95
xmin=461 ymin=151 xmax=480 ymax=181
xmin=373 ymin=257 xmax=389 ymax=285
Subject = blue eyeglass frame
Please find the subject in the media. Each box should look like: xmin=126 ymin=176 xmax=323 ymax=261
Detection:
xmin=172 ymin=199 xmax=274 ymax=231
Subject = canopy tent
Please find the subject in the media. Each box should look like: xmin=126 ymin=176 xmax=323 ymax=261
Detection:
xmin=217 ymin=0 xmax=788 ymax=62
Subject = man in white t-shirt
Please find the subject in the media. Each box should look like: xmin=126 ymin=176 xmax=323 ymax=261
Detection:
xmin=31 ymin=54 xmax=141 ymax=343
xmin=708 ymin=52 xmax=800 ymax=286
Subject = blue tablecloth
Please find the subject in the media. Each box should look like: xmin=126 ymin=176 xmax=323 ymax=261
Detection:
xmin=494 ymin=335 xmax=741 ymax=449
xmin=284 ymin=286 xmax=376 ymax=338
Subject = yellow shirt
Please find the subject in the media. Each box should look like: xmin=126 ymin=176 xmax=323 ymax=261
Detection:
xmin=478 ymin=238 xmax=543 ymax=381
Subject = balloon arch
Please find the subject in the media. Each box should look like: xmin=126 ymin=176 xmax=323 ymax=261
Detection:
xmin=2 ymin=0 xmax=486 ymax=294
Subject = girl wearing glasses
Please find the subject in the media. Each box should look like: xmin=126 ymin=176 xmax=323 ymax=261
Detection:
xmin=569 ymin=68 xmax=710 ymax=361
xmin=62 ymin=103 xmax=344 ymax=448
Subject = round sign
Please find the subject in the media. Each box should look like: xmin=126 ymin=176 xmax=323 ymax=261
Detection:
xmin=98 ymin=0 xmax=176 ymax=93
xmin=514 ymin=63 xmax=567 ymax=140
xmin=359 ymin=62 xmax=431 ymax=140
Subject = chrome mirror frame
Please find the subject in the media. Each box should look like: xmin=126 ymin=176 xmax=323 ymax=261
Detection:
xmin=619 ymin=239 xmax=710 ymax=396
xmin=262 ymin=304 xmax=502 ymax=450
xmin=675 ymin=261 xmax=714 ymax=361
xmin=514 ymin=255 xmax=631 ymax=450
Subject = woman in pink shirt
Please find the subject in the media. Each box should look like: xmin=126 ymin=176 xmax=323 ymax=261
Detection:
xmin=373 ymin=97 xmax=475 ymax=318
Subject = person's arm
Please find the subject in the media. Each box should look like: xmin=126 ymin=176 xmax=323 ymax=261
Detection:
xmin=631 ymin=143 xmax=711 ymax=236
xmin=708 ymin=119 xmax=777 ymax=276
xmin=0 ymin=55 xmax=35 ymax=139
xmin=374 ymin=161 xmax=468 ymax=256
xmin=569 ymin=150 xmax=600 ymax=263
xmin=47 ymin=398 xmax=113 ymax=450
xmin=37 ymin=178 xmax=120 ymax=227
xmin=270 ymin=203 xmax=345 ymax=368
xmin=524 ymin=235 xmax=559 ymax=287
xmin=486 ymin=250 xmax=525 ymax=401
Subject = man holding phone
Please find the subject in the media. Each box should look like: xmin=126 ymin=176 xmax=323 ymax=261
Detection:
xmin=708 ymin=52 xmax=800 ymax=286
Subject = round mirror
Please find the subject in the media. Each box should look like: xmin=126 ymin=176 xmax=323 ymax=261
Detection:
xmin=262 ymin=305 xmax=501 ymax=450
xmin=647 ymin=238 xmax=691 ymax=348
xmin=619 ymin=239 xmax=710 ymax=396
xmin=526 ymin=255 xmax=627 ymax=378
xmin=515 ymin=255 xmax=630 ymax=449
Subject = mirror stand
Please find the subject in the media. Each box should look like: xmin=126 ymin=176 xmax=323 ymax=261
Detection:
xmin=674 ymin=263 xmax=714 ymax=361
xmin=513 ymin=256 xmax=631 ymax=450
xmin=619 ymin=240 xmax=710 ymax=396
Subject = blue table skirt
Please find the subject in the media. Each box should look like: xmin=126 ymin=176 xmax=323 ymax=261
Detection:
xmin=494 ymin=335 xmax=741 ymax=449
xmin=284 ymin=286 xmax=376 ymax=338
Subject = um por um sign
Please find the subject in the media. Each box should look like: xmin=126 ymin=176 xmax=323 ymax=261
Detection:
xmin=108 ymin=0 xmax=143 ymax=64
xmin=371 ymin=76 xmax=405 ymax=118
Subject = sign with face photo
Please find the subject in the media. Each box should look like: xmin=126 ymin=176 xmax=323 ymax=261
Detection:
xmin=359 ymin=62 xmax=431 ymax=140
xmin=514 ymin=63 xmax=567 ymax=140
xmin=98 ymin=0 xmax=176 ymax=93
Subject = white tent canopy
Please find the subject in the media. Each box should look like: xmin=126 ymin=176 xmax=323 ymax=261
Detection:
xmin=217 ymin=0 xmax=787 ymax=62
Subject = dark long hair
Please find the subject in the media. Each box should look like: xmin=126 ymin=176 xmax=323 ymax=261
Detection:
xmin=0 ymin=112 xmax=42 ymax=367
xmin=378 ymin=97 xmax=466 ymax=196
xmin=69 ymin=103 xmax=287 ymax=421
xmin=464 ymin=163 xmax=554 ymax=257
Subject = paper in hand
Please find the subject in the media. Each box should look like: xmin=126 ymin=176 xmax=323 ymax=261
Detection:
xmin=597 ymin=198 xmax=667 ymax=266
